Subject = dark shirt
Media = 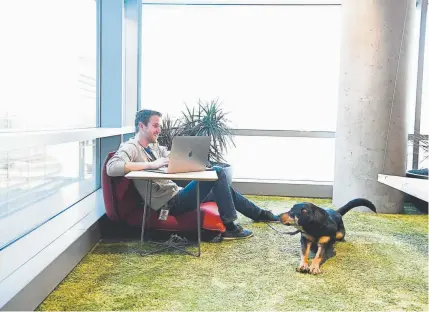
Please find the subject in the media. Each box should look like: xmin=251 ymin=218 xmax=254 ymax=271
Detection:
xmin=144 ymin=147 xmax=157 ymax=161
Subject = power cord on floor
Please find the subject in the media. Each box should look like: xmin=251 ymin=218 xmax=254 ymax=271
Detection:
xmin=154 ymin=232 xmax=223 ymax=246
xmin=163 ymin=234 xmax=189 ymax=247
xmin=266 ymin=222 xmax=300 ymax=236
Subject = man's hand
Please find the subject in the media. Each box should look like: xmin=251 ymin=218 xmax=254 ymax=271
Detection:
xmin=124 ymin=157 xmax=169 ymax=173
xmin=151 ymin=157 xmax=169 ymax=169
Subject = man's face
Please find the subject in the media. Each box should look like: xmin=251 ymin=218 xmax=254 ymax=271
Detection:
xmin=140 ymin=115 xmax=162 ymax=143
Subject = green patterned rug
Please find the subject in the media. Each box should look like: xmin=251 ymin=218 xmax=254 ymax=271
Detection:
xmin=38 ymin=197 xmax=428 ymax=311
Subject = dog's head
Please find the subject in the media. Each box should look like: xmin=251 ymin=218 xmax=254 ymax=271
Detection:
xmin=278 ymin=203 xmax=315 ymax=228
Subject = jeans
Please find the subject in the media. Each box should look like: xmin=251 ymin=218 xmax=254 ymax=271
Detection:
xmin=168 ymin=166 xmax=263 ymax=224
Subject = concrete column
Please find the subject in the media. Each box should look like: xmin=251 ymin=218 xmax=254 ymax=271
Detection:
xmin=333 ymin=0 xmax=415 ymax=213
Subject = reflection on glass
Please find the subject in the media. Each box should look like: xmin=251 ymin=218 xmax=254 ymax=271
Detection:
xmin=0 ymin=0 xmax=96 ymax=132
xmin=0 ymin=140 xmax=96 ymax=248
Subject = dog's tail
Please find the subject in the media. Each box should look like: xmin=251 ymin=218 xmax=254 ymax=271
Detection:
xmin=336 ymin=198 xmax=377 ymax=216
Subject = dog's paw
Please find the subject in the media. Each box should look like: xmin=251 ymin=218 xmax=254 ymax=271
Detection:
xmin=296 ymin=263 xmax=310 ymax=273
xmin=309 ymin=264 xmax=322 ymax=275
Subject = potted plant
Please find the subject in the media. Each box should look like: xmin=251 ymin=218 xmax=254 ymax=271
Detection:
xmin=406 ymin=133 xmax=428 ymax=213
xmin=158 ymin=98 xmax=236 ymax=185
xmin=158 ymin=114 xmax=182 ymax=151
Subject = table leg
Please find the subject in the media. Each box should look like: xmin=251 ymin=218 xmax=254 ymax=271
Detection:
xmin=140 ymin=180 xmax=150 ymax=248
xmin=196 ymin=181 xmax=201 ymax=257
xmin=148 ymin=181 xmax=152 ymax=225
xmin=141 ymin=180 xmax=161 ymax=257
xmin=139 ymin=179 xmax=201 ymax=257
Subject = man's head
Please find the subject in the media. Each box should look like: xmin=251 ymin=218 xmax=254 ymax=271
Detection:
xmin=135 ymin=109 xmax=162 ymax=144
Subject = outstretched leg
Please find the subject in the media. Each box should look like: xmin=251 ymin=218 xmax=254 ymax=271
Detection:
xmin=206 ymin=166 xmax=277 ymax=222
xmin=309 ymin=236 xmax=331 ymax=275
xmin=297 ymin=235 xmax=312 ymax=273
xmin=170 ymin=179 xmax=238 ymax=224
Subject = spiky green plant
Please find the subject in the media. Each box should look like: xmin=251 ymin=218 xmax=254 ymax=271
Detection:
xmin=158 ymin=114 xmax=182 ymax=151
xmin=180 ymin=98 xmax=235 ymax=164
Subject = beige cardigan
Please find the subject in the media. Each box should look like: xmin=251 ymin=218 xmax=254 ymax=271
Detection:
xmin=106 ymin=137 xmax=181 ymax=211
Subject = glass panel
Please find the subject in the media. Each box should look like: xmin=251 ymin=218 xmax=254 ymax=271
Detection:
xmin=227 ymin=136 xmax=418 ymax=180
xmin=225 ymin=136 xmax=335 ymax=181
xmin=227 ymin=136 xmax=419 ymax=180
xmin=419 ymin=146 xmax=429 ymax=168
xmin=407 ymin=143 xmax=415 ymax=171
xmin=0 ymin=140 xmax=97 ymax=249
xmin=0 ymin=0 xmax=97 ymax=132
xmin=140 ymin=5 xmax=341 ymax=131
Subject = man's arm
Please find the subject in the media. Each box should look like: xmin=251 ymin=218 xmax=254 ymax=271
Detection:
xmin=123 ymin=161 xmax=154 ymax=174
xmin=106 ymin=143 xmax=153 ymax=177
xmin=106 ymin=143 xmax=168 ymax=176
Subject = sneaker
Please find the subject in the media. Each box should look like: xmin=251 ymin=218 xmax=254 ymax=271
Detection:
xmin=255 ymin=210 xmax=280 ymax=223
xmin=222 ymin=224 xmax=254 ymax=240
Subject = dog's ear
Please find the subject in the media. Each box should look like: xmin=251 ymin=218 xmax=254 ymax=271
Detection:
xmin=297 ymin=207 xmax=313 ymax=226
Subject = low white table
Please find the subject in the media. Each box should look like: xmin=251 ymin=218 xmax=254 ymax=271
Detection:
xmin=125 ymin=170 xmax=218 ymax=257
xmin=378 ymin=174 xmax=428 ymax=202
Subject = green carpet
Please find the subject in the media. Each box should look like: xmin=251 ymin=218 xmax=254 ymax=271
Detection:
xmin=38 ymin=197 xmax=428 ymax=311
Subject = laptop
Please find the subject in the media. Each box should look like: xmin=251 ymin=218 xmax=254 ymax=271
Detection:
xmin=146 ymin=136 xmax=211 ymax=174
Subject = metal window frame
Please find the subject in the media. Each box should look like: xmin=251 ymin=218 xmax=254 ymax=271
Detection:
xmin=0 ymin=127 xmax=134 ymax=153
xmin=2 ymin=128 xmax=422 ymax=153
xmin=413 ymin=0 xmax=427 ymax=169
xmin=141 ymin=0 xmax=341 ymax=4
xmin=0 ymin=128 xmax=335 ymax=153
xmin=231 ymin=129 xmax=335 ymax=138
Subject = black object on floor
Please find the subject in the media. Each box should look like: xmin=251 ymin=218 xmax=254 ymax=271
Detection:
xmin=98 ymin=215 xmax=222 ymax=243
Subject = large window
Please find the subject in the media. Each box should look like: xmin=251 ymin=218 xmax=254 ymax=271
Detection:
xmin=226 ymin=136 xmax=335 ymax=181
xmin=141 ymin=5 xmax=340 ymax=131
xmin=0 ymin=0 xmax=98 ymax=249
xmin=141 ymin=4 xmax=341 ymax=181
xmin=0 ymin=0 xmax=97 ymax=132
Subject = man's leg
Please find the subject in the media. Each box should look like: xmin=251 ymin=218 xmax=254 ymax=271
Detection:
xmin=169 ymin=180 xmax=213 ymax=214
xmin=229 ymin=187 xmax=263 ymax=220
xmin=169 ymin=168 xmax=253 ymax=239
xmin=209 ymin=166 xmax=279 ymax=222
xmin=230 ymin=187 xmax=279 ymax=222
xmin=170 ymin=181 xmax=237 ymax=223
xmin=170 ymin=179 xmax=237 ymax=224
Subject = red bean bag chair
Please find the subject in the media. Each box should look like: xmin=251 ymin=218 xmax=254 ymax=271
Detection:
xmin=101 ymin=152 xmax=225 ymax=233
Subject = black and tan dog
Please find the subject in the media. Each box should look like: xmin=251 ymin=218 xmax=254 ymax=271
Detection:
xmin=279 ymin=198 xmax=376 ymax=275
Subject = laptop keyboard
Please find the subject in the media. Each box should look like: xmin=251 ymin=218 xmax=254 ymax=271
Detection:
xmin=144 ymin=166 xmax=214 ymax=173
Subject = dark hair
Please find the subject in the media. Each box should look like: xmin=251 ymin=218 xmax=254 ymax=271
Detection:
xmin=135 ymin=109 xmax=162 ymax=132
